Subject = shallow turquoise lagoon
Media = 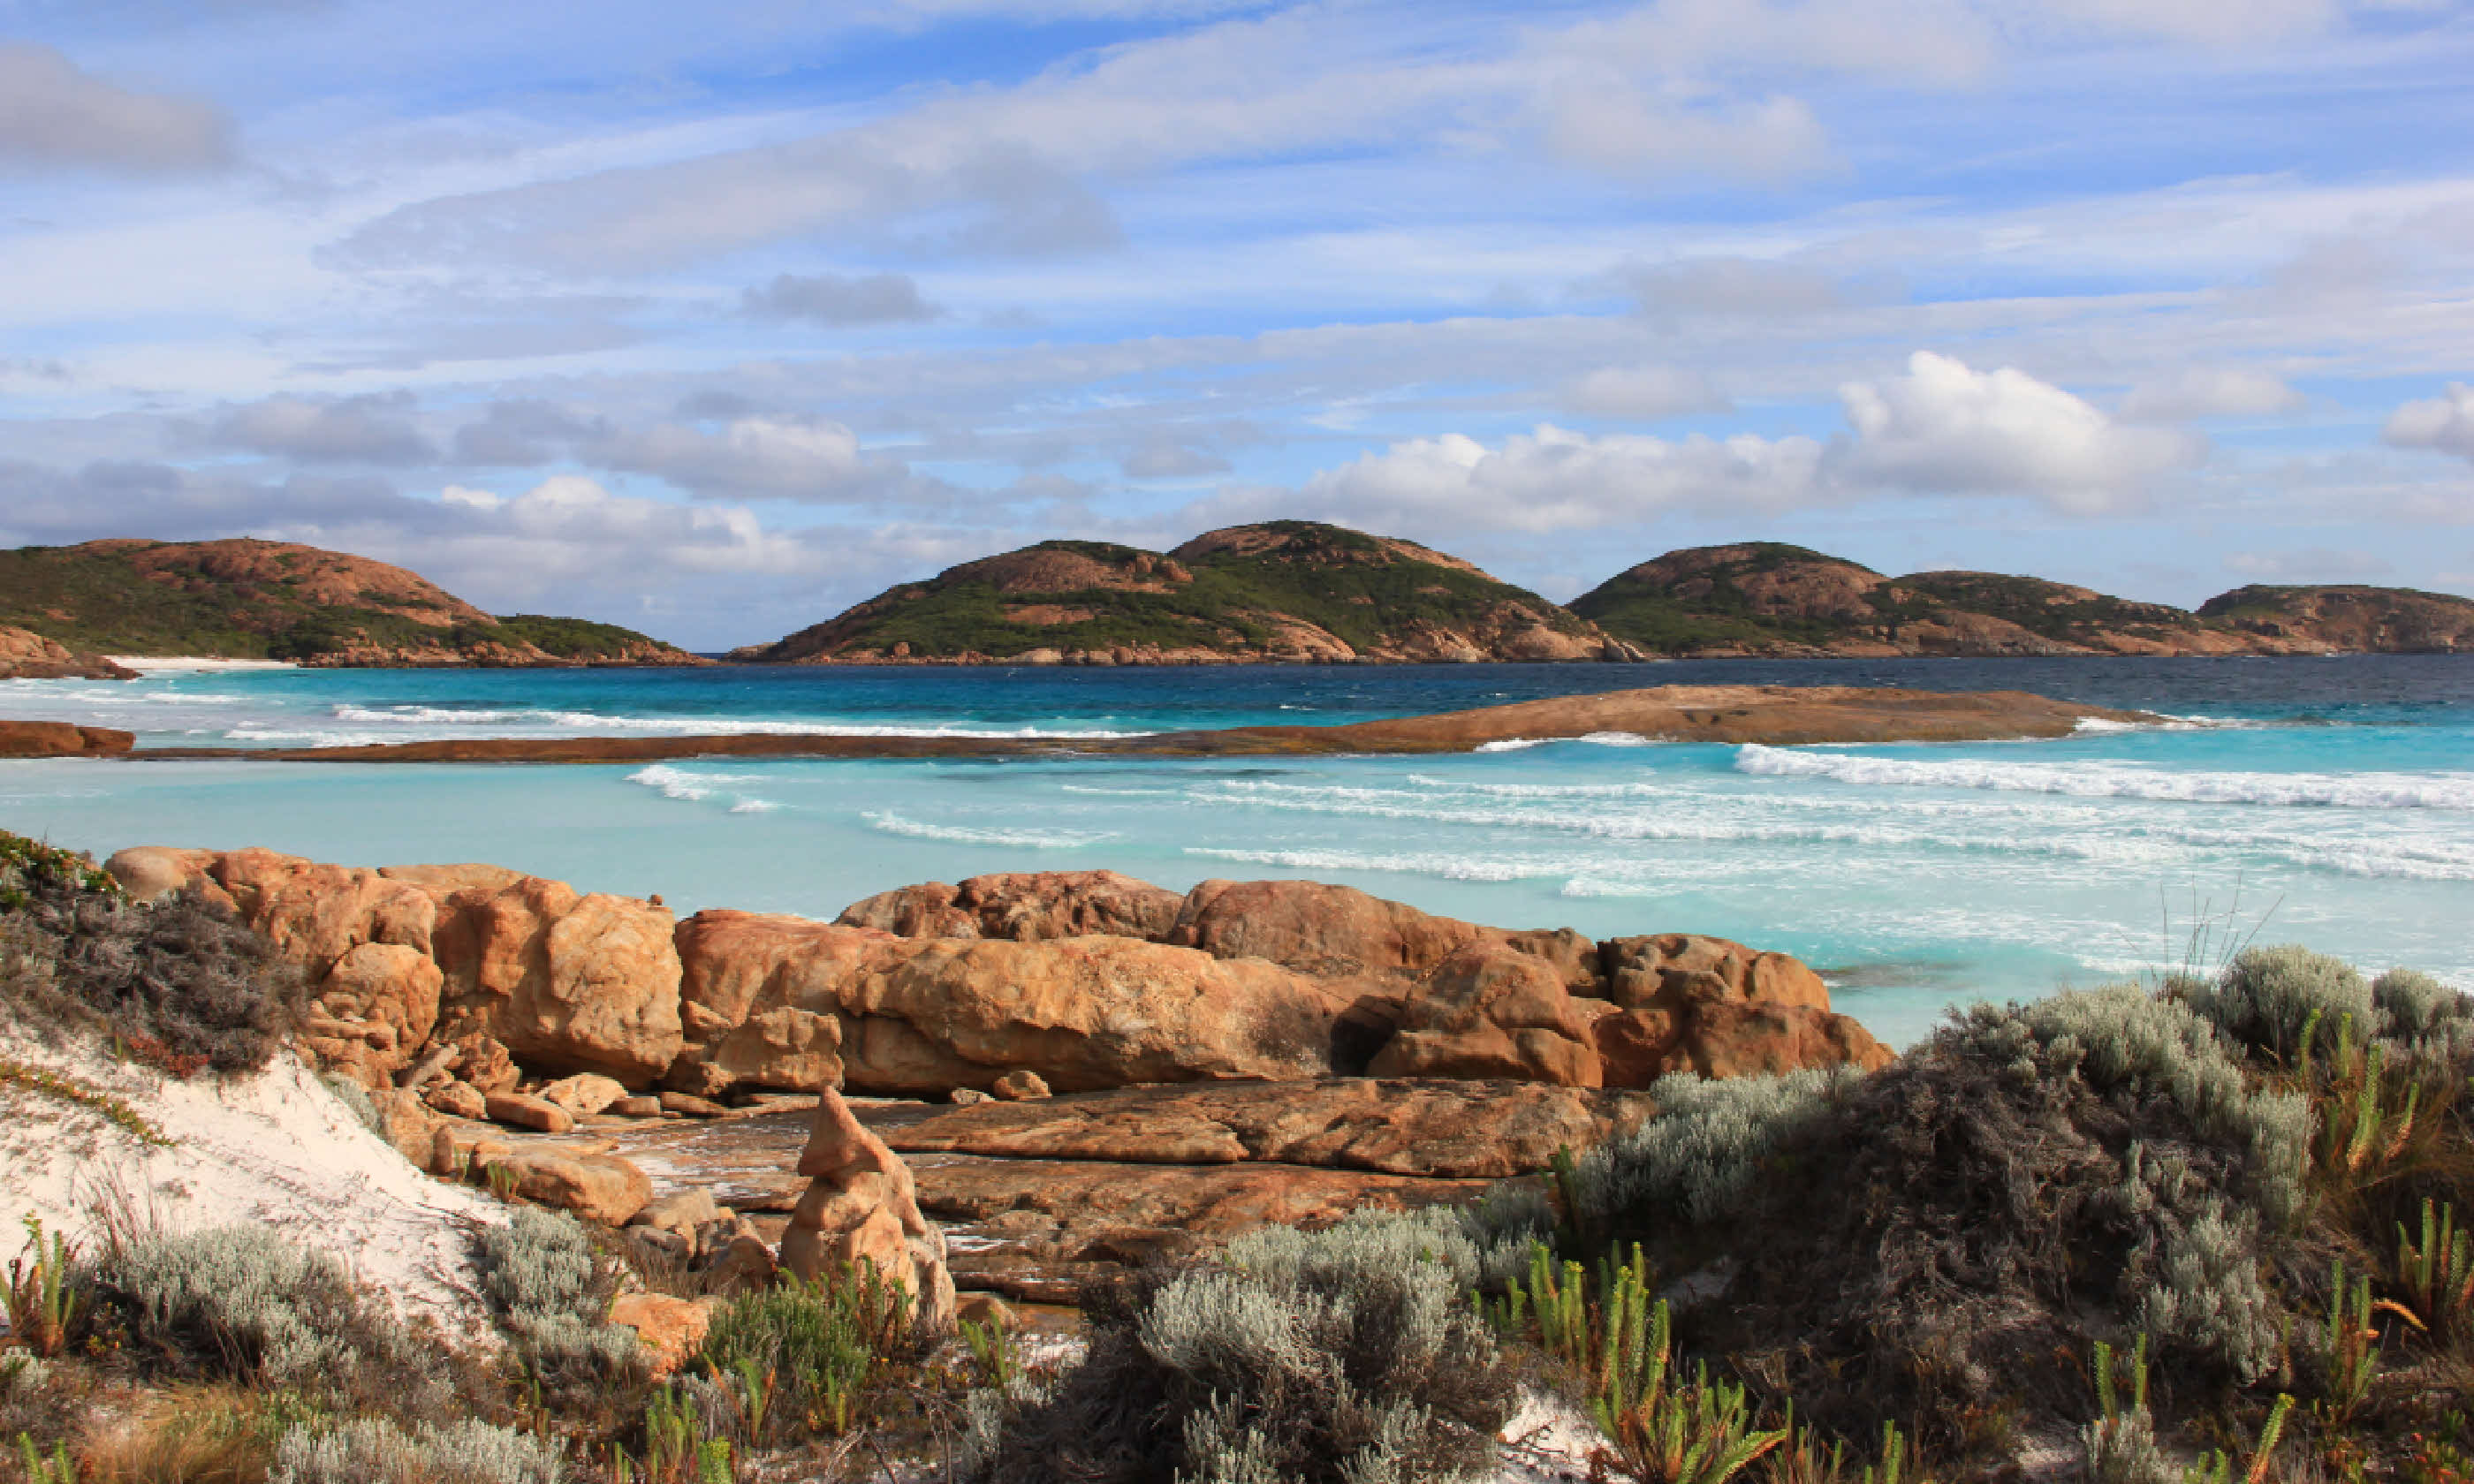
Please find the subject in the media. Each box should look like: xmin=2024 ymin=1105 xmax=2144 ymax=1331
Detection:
xmin=5 ymin=656 xmax=2470 ymax=1049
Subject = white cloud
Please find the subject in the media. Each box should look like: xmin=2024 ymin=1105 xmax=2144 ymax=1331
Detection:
xmin=1562 ymin=364 xmax=1733 ymax=420
xmin=2386 ymin=383 xmax=2474 ymax=461
xmin=2119 ymin=368 xmax=2307 ymax=422
xmin=742 ymin=272 xmax=943 ymax=325
xmin=203 ymin=394 xmax=436 ymax=465
xmin=1275 ymin=350 xmax=2207 ymax=532
xmin=1286 ymin=424 xmax=1829 ymax=534
xmin=0 ymin=43 xmax=231 ymax=174
xmin=1836 ymin=351 xmax=2202 ymax=514
xmin=1121 ymin=438 xmax=1232 ymax=479
xmin=598 ymin=416 xmax=932 ymax=503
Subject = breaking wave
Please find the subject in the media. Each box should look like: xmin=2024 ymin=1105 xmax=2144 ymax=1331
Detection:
xmin=1735 ymin=745 xmax=2474 ymax=811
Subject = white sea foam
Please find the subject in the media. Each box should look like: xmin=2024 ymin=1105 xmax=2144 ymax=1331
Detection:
xmin=1474 ymin=731 xmax=1653 ymax=753
xmin=104 ymin=656 xmax=297 ymax=672
xmin=727 ymin=799 xmax=781 ymax=814
xmin=1183 ymin=845 xmax=1551 ymax=882
xmin=1735 ymin=744 xmax=2474 ymax=810
xmin=328 ymin=703 xmax=1148 ymax=739
xmin=862 ymin=812 xmax=1114 ymax=848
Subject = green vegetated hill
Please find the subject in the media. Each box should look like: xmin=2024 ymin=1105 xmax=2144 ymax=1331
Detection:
xmin=733 ymin=520 xmax=1636 ymax=663
xmin=1571 ymin=542 xmax=2473 ymax=655
xmin=0 ymin=538 xmax=701 ymax=667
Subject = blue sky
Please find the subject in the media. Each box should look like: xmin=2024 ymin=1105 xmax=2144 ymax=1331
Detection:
xmin=2 ymin=0 xmax=2471 ymax=647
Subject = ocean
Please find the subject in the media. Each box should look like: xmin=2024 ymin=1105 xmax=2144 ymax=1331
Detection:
xmin=4 ymin=656 xmax=2469 ymax=1049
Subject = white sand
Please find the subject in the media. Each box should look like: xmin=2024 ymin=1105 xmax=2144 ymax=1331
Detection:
xmin=103 ymin=656 xmax=299 ymax=673
xmin=0 ymin=1010 xmax=500 ymax=1334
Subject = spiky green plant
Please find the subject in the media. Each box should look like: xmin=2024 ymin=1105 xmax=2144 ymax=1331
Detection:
xmin=2316 ymin=1260 xmax=2382 ymax=1430
xmin=4 ymin=1216 xmax=79 ymax=1359
xmin=2398 ymin=1199 xmax=2474 ymax=1340
xmin=2181 ymin=1395 xmax=2292 ymax=1484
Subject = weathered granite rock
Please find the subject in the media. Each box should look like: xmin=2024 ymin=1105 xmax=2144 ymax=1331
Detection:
xmin=0 ymin=721 xmax=134 ymax=758
xmin=991 ymin=1070 xmax=1050 ymax=1102
xmin=885 ymin=1078 xmax=1653 ymax=1178
xmin=1603 ymin=934 xmax=1830 ymax=1012
xmin=299 ymin=943 xmax=444 ymax=1087
xmin=670 ymin=910 xmax=884 ymax=1095
xmin=446 ymin=1032 xmax=520 ymax=1095
xmin=1588 ymin=933 xmax=1889 ymax=1084
xmin=0 ymin=626 xmax=136 ymax=681
xmin=423 ymin=1078 xmax=489 ymax=1119
xmin=363 ymin=1086 xmax=446 ymax=1168
xmin=484 ymin=1092 xmax=574 ymax=1134
xmin=779 ymin=1089 xmax=956 ymax=1330
xmin=478 ymin=1147 xmax=654 ymax=1225
xmin=1365 ymin=943 xmax=1602 ymax=1086
xmin=538 ymin=1073 xmax=630 ymax=1117
xmin=839 ymin=869 xmax=1184 ymax=944
xmin=427 ymin=875 xmax=683 ymax=1086
xmin=607 ymin=1291 xmax=716 ymax=1379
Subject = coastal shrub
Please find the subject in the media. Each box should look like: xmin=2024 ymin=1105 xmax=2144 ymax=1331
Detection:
xmin=86 ymin=1224 xmax=443 ymax=1406
xmin=1550 ymin=984 xmax=2318 ymax=1456
xmin=694 ymin=1264 xmax=914 ymax=1443
xmin=267 ymin=1416 xmax=565 ymax=1484
xmin=960 ymin=1208 xmax=1516 ymax=1484
xmin=1564 ymin=1068 xmax=1857 ymax=1236
xmin=0 ymin=830 xmax=301 ymax=1077
xmin=2372 ymin=967 xmax=2474 ymax=1058
xmin=2185 ymin=944 xmax=2374 ymax=1064
xmin=473 ymin=1209 xmax=642 ymax=1393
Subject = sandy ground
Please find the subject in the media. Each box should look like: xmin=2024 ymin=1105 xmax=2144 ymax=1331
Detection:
xmin=0 ymin=1009 xmax=499 ymax=1335
xmin=101 ymin=657 xmax=298 ymax=673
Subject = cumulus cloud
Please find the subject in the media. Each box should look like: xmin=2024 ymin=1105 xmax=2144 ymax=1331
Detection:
xmin=1561 ymin=364 xmax=1733 ymax=420
xmin=1837 ymin=351 xmax=2202 ymax=514
xmin=1284 ymin=425 xmax=1829 ymax=534
xmin=2386 ymin=383 xmax=2474 ymax=461
xmin=599 ymin=416 xmax=940 ymax=503
xmin=202 ymin=394 xmax=436 ymax=465
xmin=2119 ymin=368 xmax=2307 ymax=422
xmin=741 ymin=272 xmax=944 ymax=325
xmin=450 ymin=399 xmax=605 ymax=467
xmin=1272 ymin=351 xmax=2205 ymax=533
xmin=0 ymin=43 xmax=231 ymax=174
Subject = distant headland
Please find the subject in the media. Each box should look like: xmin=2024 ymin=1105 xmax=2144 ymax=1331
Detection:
xmin=5 ymin=526 xmax=2471 ymax=678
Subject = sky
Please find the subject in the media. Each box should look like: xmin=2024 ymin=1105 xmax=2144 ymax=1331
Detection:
xmin=2 ymin=0 xmax=2471 ymax=650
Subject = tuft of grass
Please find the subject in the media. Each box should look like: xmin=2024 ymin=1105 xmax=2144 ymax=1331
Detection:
xmin=693 ymin=1265 xmax=913 ymax=1445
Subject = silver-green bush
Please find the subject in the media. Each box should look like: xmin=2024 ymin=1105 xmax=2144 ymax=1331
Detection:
xmin=2372 ymin=967 xmax=2473 ymax=1058
xmin=2186 ymin=944 xmax=2374 ymax=1061
xmin=472 ymin=1208 xmax=641 ymax=1387
xmin=1565 ymin=1066 xmax=1857 ymax=1234
xmin=96 ymin=1224 xmax=436 ymax=1392
xmin=964 ymin=1208 xmax=1514 ymax=1484
xmin=269 ymin=1416 xmax=565 ymax=1484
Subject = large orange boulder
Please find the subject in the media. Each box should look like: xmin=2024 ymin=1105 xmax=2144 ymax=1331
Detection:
xmin=839 ymin=935 xmax=1347 ymax=1094
xmin=298 ymin=942 xmax=444 ymax=1087
xmin=669 ymin=911 xmax=886 ymax=1095
xmin=1589 ymin=934 xmax=1889 ymax=1084
xmin=838 ymin=869 xmax=1183 ymax=943
xmin=779 ymin=1088 xmax=956 ymax=1331
xmin=1364 ymin=943 xmax=1602 ymax=1086
xmin=426 ymin=875 xmax=683 ymax=1087
xmin=1165 ymin=878 xmax=1603 ymax=997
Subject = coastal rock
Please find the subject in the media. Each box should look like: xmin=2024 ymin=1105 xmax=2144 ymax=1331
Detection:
xmin=779 ymin=1089 xmax=956 ymax=1330
xmin=1167 ymin=878 xmax=1602 ymax=996
xmin=102 ymin=846 xmax=229 ymax=905
xmin=538 ymin=1072 xmax=630 ymax=1117
xmin=0 ymin=720 xmax=135 ymax=757
xmin=427 ymin=874 xmax=683 ymax=1086
xmin=1603 ymin=934 xmax=1830 ymax=1013
xmin=483 ymin=1092 xmax=574 ymax=1133
xmin=300 ymin=943 xmax=444 ymax=1086
xmin=839 ymin=935 xmax=1347 ymax=1094
xmin=884 ymin=1078 xmax=1654 ymax=1178
xmin=477 ymin=1147 xmax=654 ymax=1225
xmin=607 ymin=1292 xmax=716 ymax=1379
xmin=1364 ymin=943 xmax=1602 ymax=1086
xmin=1589 ymin=935 xmax=1890 ymax=1085
xmin=446 ymin=1032 xmax=521 ymax=1095
xmin=992 ymin=1070 xmax=1050 ymax=1102
xmin=0 ymin=625 xmax=136 ymax=681
xmin=363 ymin=1086 xmax=448 ymax=1168
xmin=423 ymin=1079 xmax=489 ymax=1119
xmin=671 ymin=910 xmax=879 ymax=1094
xmin=839 ymin=870 xmax=1185 ymax=944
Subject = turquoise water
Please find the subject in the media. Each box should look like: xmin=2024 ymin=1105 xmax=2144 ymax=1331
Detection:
xmin=4 ymin=658 xmax=2470 ymax=1048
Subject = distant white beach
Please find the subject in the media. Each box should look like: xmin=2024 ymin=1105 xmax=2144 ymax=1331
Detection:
xmin=105 ymin=656 xmax=300 ymax=674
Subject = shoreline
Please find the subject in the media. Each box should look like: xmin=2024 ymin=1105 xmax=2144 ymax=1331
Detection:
xmin=32 ymin=684 xmax=2153 ymax=763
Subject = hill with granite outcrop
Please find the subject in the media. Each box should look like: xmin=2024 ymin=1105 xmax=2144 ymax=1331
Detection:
xmin=1571 ymin=541 xmax=2469 ymax=655
xmin=0 ymin=537 xmax=703 ymax=670
xmin=732 ymin=520 xmax=1640 ymax=664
